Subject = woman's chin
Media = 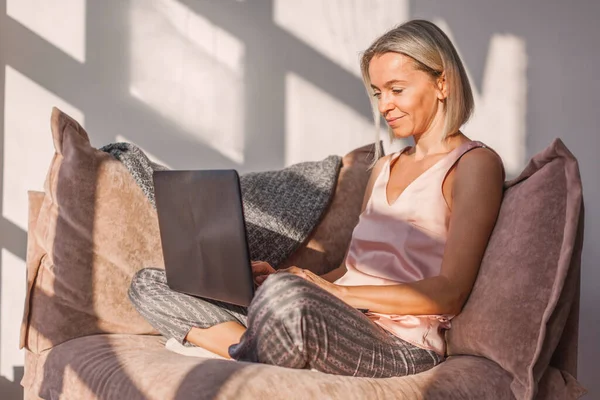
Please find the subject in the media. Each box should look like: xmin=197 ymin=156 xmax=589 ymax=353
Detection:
xmin=390 ymin=129 xmax=414 ymax=140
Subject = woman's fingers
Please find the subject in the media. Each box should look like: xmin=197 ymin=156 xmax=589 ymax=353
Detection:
xmin=251 ymin=261 xmax=278 ymax=288
xmin=276 ymin=266 xmax=310 ymax=281
xmin=254 ymin=266 xmax=317 ymax=287
xmin=277 ymin=266 xmax=302 ymax=274
xmin=251 ymin=261 xmax=276 ymax=277
xmin=254 ymin=273 xmax=274 ymax=287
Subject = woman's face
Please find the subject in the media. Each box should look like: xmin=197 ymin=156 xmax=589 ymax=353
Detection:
xmin=368 ymin=52 xmax=446 ymax=139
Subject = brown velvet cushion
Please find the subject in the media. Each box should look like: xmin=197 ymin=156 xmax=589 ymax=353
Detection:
xmin=279 ymin=143 xmax=379 ymax=275
xmin=446 ymin=139 xmax=585 ymax=399
xmin=21 ymin=108 xmax=164 ymax=354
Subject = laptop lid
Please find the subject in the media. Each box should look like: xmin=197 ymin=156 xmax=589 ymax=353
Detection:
xmin=153 ymin=169 xmax=254 ymax=307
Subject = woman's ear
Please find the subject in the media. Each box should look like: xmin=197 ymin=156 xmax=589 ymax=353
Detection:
xmin=437 ymin=72 xmax=448 ymax=101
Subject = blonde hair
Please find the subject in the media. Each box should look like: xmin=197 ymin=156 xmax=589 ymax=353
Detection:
xmin=360 ymin=20 xmax=474 ymax=163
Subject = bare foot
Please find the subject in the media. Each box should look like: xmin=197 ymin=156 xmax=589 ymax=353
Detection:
xmin=184 ymin=321 xmax=246 ymax=359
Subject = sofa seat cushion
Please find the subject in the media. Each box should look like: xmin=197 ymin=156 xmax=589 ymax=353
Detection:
xmin=23 ymin=334 xmax=519 ymax=400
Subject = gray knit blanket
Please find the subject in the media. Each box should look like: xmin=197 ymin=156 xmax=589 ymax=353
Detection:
xmin=100 ymin=143 xmax=342 ymax=267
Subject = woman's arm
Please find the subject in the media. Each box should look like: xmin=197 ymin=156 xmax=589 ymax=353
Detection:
xmin=336 ymin=148 xmax=505 ymax=315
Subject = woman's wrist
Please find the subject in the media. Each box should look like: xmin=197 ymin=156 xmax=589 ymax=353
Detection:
xmin=333 ymin=283 xmax=350 ymax=302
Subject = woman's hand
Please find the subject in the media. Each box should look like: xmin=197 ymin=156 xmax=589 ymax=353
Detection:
xmin=251 ymin=261 xmax=276 ymax=287
xmin=277 ymin=266 xmax=345 ymax=300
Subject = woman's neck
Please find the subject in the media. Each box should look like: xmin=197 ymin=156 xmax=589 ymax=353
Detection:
xmin=408 ymin=105 xmax=462 ymax=159
xmin=410 ymin=130 xmax=463 ymax=160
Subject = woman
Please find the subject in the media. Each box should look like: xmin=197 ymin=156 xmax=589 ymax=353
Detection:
xmin=129 ymin=19 xmax=504 ymax=377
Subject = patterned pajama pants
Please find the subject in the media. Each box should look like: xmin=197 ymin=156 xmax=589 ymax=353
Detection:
xmin=128 ymin=268 xmax=443 ymax=378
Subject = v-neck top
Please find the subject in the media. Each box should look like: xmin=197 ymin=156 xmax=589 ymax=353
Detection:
xmin=335 ymin=140 xmax=487 ymax=355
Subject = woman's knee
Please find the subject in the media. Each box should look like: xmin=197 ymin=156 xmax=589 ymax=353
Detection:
xmin=128 ymin=267 xmax=165 ymax=303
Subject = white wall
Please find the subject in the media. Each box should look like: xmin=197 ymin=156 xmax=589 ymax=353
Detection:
xmin=0 ymin=0 xmax=598 ymax=398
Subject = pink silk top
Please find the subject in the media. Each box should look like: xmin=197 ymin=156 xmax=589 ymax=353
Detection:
xmin=335 ymin=141 xmax=487 ymax=356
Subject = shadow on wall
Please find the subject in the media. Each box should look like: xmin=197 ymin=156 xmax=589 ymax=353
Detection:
xmin=0 ymin=0 xmax=534 ymax=398
xmin=0 ymin=367 xmax=23 ymax=399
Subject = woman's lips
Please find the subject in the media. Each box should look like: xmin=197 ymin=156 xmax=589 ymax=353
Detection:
xmin=386 ymin=116 xmax=403 ymax=125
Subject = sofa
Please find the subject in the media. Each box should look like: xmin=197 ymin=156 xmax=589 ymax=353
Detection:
xmin=20 ymin=108 xmax=586 ymax=399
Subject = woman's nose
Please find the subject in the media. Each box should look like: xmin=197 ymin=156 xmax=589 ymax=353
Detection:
xmin=377 ymin=94 xmax=394 ymax=115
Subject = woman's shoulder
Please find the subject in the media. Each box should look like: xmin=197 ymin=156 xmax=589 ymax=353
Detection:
xmin=461 ymin=141 xmax=504 ymax=167
xmin=455 ymin=141 xmax=505 ymax=183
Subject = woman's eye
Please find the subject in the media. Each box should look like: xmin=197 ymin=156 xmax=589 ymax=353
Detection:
xmin=392 ymin=88 xmax=404 ymax=94
xmin=372 ymin=92 xmax=382 ymax=99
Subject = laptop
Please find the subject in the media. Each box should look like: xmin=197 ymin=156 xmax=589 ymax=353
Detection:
xmin=152 ymin=169 xmax=255 ymax=307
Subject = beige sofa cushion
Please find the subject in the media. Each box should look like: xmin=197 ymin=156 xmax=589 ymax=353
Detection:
xmin=22 ymin=108 xmax=164 ymax=354
xmin=446 ymin=139 xmax=585 ymax=399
